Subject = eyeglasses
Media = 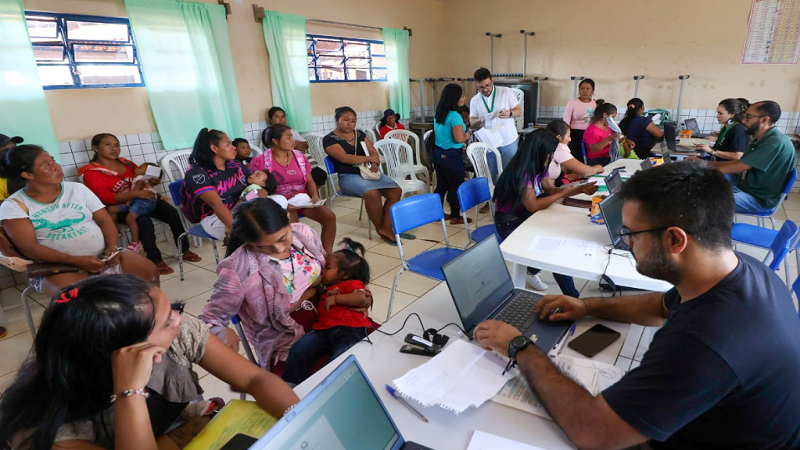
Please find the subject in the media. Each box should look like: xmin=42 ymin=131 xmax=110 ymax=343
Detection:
xmin=744 ymin=114 xmax=766 ymax=121
xmin=619 ymin=226 xmax=669 ymax=245
xmin=477 ymin=80 xmax=493 ymax=90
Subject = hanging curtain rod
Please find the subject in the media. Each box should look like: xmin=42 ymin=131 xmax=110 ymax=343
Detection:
xmin=252 ymin=5 xmax=411 ymax=35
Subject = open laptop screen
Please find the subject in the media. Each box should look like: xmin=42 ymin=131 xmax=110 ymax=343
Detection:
xmin=442 ymin=235 xmax=516 ymax=332
xmin=663 ymin=123 xmax=677 ymax=151
xmin=252 ymin=357 xmax=401 ymax=450
xmin=599 ymin=193 xmax=625 ymax=248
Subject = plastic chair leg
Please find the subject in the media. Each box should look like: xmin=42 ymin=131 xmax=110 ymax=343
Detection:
xmin=177 ymin=231 xmax=188 ymax=281
xmin=212 ymin=241 xmax=220 ymax=264
xmin=21 ymin=286 xmax=36 ymax=339
xmin=769 ymin=217 xmax=776 ymax=230
xmin=387 ymin=268 xmax=405 ymax=321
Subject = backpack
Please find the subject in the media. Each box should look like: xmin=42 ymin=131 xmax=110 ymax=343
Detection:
xmin=254 ymin=149 xmax=309 ymax=178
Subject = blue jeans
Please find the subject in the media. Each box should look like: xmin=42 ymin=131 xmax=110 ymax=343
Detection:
xmin=488 ymin=140 xmax=519 ymax=183
xmin=282 ymin=326 xmax=368 ymax=384
xmin=728 ymin=175 xmax=773 ymax=214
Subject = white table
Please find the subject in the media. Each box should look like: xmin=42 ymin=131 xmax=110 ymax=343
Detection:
xmin=500 ymin=159 xmax=673 ymax=292
xmin=293 ymin=283 xmax=658 ymax=450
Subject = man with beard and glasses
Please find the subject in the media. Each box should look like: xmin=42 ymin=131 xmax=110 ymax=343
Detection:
xmin=705 ymin=100 xmax=794 ymax=214
xmin=473 ymin=161 xmax=800 ymax=450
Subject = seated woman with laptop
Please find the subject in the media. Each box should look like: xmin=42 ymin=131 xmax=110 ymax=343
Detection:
xmin=493 ymin=129 xmax=597 ymax=296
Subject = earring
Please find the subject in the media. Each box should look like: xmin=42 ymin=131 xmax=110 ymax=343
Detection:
xmin=728 ymin=119 xmax=734 ymax=125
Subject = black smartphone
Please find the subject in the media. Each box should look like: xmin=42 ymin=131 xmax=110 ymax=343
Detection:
xmin=219 ymin=433 xmax=257 ymax=450
xmin=567 ymin=324 xmax=622 ymax=358
xmin=399 ymin=344 xmax=439 ymax=357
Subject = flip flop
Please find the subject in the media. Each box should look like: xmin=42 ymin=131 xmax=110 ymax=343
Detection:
xmin=383 ymin=238 xmax=398 ymax=247
xmin=399 ymin=233 xmax=416 ymax=240
xmin=182 ymin=252 xmax=202 ymax=263
xmin=156 ymin=263 xmax=175 ymax=275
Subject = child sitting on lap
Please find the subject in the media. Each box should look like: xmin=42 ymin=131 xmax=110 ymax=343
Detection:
xmin=282 ymin=238 xmax=373 ymax=384
xmin=240 ymin=169 xmax=288 ymax=209
xmin=124 ymin=163 xmax=160 ymax=252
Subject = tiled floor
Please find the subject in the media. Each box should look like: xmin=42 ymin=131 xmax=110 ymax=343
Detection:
xmin=1 ymin=190 xmax=799 ymax=399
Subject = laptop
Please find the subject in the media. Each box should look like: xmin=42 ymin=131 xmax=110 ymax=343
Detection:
xmin=598 ymin=193 xmax=629 ymax=251
xmin=605 ymin=168 xmax=623 ymax=194
xmin=640 ymin=158 xmax=653 ymax=171
xmin=663 ymin=123 xmax=699 ymax=154
xmin=683 ymin=118 xmax=709 ymax=138
xmin=441 ymin=235 xmax=573 ymax=351
xmin=249 ymin=355 xmax=434 ymax=450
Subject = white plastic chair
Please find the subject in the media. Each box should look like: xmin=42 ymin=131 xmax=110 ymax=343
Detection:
xmin=374 ymin=139 xmax=428 ymax=198
xmin=359 ymin=128 xmax=377 ymax=145
xmin=385 ymin=129 xmax=430 ymax=187
xmin=302 ymin=132 xmax=327 ymax=167
xmin=159 ymin=150 xmax=201 ymax=247
xmin=466 ymin=142 xmax=503 ymax=193
xmin=374 ymin=121 xmax=382 ymax=138
xmin=249 ymin=145 xmax=263 ymax=157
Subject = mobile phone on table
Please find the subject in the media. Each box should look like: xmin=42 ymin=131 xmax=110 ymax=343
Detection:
xmin=567 ymin=324 xmax=622 ymax=358
xmin=219 ymin=434 xmax=257 ymax=450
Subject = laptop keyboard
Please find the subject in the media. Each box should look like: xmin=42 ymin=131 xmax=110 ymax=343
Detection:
xmin=495 ymin=291 xmax=541 ymax=332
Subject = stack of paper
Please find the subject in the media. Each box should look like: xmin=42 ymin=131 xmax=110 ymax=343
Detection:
xmin=184 ymin=400 xmax=276 ymax=450
xmin=492 ymin=355 xmax=626 ymax=420
xmin=467 ymin=430 xmax=548 ymax=450
xmin=392 ymin=340 xmax=515 ymax=414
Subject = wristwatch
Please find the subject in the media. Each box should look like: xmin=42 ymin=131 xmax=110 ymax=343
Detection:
xmin=508 ymin=335 xmax=534 ymax=360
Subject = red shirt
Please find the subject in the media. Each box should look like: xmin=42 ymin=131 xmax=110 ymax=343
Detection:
xmin=583 ymin=123 xmax=612 ymax=158
xmin=379 ymin=122 xmax=406 ymax=139
xmin=314 ymin=279 xmax=372 ymax=330
xmin=78 ymin=159 xmax=138 ymax=205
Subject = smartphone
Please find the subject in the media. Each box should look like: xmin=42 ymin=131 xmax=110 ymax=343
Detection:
xmin=567 ymin=324 xmax=622 ymax=358
xmin=219 ymin=434 xmax=257 ymax=450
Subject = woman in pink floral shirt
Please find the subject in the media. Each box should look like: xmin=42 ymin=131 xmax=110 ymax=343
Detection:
xmin=199 ymin=198 xmax=325 ymax=370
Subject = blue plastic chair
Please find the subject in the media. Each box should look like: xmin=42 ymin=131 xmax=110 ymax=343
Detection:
xmin=457 ymin=177 xmax=501 ymax=249
xmin=738 ymin=168 xmax=797 ymax=229
xmin=731 ymin=219 xmax=798 ymax=284
xmin=324 ymin=156 xmax=371 ymax=239
xmin=168 ymin=180 xmax=220 ymax=280
xmin=791 ymin=276 xmax=800 ymax=319
xmin=581 ymin=141 xmax=588 ymax=164
xmin=387 ymin=194 xmax=464 ymax=320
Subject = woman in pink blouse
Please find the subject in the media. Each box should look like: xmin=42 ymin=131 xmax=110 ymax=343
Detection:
xmin=251 ymin=124 xmax=336 ymax=254
xmin=563 ymin=78 xmax=597 ymax=161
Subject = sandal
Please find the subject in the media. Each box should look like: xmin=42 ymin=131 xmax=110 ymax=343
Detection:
xmin=156 ymin=262 xmax=175 ymax=275
xmin=399 ymin=233 xmax=416 ymax=240
xmin=182 ymin=251 xmax=202 ymax=263
xmin=449 ymin=217 xmax=473 ymax=225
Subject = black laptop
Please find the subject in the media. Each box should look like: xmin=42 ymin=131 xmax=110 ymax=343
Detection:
xmin=598 ymin=193 xmax=629 ymax=251
xmin=663 ymin=123 xmax=699 ymax=154
xmin=441 ymin=235 xmax=573 ymax=351
xmin=605 ymin=168 xmax=623 ymax=194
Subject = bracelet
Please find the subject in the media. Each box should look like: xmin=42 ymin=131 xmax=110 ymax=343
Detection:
xmin=711 ymin=150 xmax=717 ymax=157
xmin=580 ymin=297 xmax=590 ymax=315
xmin=110 ymin=388 xmax=149 ymax=403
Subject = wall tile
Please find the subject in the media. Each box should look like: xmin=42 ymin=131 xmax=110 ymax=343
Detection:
xmin=58 ymin=142 xmax=72 ymax=154
xmin=59 ymin=153 xmax=76 ymax=166
xmin=125 ymin=134 xmax=140 ymax=145
xmin=69 ymin=139 xmax=86 ymax=151
xmin=73 ymin=151 xmax=90 ymax=164
xmin=138 ymin=133 xmax=152 ymax=144
xmin=117 ymin=135 xmax=127 ymax=146
xmin=62 ymin=165 xmax=77 ymax=177
xmin=129 ymin=145 xmax=143 ymax=156
xmin=243 ymin=122 xmax=252 ymax=132
xmin=141 ymin=143 xmax=155 ymax=154
xmin=150 ymin=132 xmax=160 ymax=143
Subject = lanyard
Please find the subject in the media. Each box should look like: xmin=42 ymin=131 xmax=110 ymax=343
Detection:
xmin=715 ymin=123 xmax=734 ymax=147
xmin=480 ymin=88 xmax=496 ymax=113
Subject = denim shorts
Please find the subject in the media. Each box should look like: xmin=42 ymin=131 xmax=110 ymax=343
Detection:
xmin=120 ymin=198 xmax=157 ymax=216
xmin=338 ymin=173 xmax=399 ymax=197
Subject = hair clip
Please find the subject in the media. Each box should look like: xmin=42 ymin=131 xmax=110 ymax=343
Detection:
xmin=55 ymin=288 xmax=79 ymax=304
xmin=629 ymin=104 xmax=636 ymax=109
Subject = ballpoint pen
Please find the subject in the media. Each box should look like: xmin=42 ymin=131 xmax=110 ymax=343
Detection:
xmin=385 ymin=384 xmax=428 ymax=423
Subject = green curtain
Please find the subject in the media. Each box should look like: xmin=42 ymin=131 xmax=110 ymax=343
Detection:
xmin=382 ymin=28 xmax=411 ymax=119
xmin=125 ymin=0 xmax=244 ymax=149
xmin=0 ymin=0 xmax=60 ymax=161
xmin=262 ymin=11 xmax=312 ymax=133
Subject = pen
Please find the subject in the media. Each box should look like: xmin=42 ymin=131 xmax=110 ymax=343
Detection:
xmin=569 ymin=324 xmax=577 ymax=337
xmin=385 ymin=384 xmax=428 ymax=423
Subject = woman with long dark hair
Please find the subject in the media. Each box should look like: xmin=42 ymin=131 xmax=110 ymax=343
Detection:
xmin=200 ymin=198 xmax=331 ymax=373
xmin=583 ymin=101 xmax=621 ymax=166
xmin=184 ymin=128 xmax=250 ymax=240
xmin=251 ymin=124 xmax=337 ymax=253
xmin=695 ymin=98 xmax=750 ymax=161
xmin=618 ymin=98 xmax=664 ymax=159
xmin=80 ymin=133 xmax=201 ymax=275
xmin=0 ymin=145 xmax=157 ymax=296
xmin=323 ymin=107 xmax=402 ymax=243
xmin=493 ymin=130 xmax=597 ymax=296
xmin=433 ymin=83 xmax=472 ymax=224
xmin=0 ymin=274 xmax=298 ymax=450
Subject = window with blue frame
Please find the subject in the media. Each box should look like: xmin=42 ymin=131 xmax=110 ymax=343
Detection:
xmin=306 ymin=35 xmax=387 ymax=83
xmin=25 ymin=12 xmax=144 ymax=90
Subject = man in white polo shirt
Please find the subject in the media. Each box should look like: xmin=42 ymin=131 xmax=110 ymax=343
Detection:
xmin=469 ymin=67 xmax=522 ymax=180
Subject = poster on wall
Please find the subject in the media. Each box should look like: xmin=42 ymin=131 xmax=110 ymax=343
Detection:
xmin=742 ymin=0 xmax=800 ymax=64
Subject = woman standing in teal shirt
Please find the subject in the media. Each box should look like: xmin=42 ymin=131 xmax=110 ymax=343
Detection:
xmin=433 ymin=83 xmax=471 ymax=224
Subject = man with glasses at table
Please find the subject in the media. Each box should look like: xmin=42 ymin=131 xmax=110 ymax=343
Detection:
xmin=705 ymin=100 xmax=795 ymax=214
xmin=469 ymin=67 xmax=522 ymax=180
xmin=474 ymin=161 xmax=800 ymax=450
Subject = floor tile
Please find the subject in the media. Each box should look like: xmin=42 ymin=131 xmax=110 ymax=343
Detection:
xmin=159 ymin=266 xmax=217 ymax=302
xmin=369 ymin=238 xmax=435 ymax=260
xmin=0 ymin=370 xmax=18 ymax=392
xmin=371 ymin=270 xmax=441 ymax=297
xmin=0 ymin=302 xmax=44 ymax=343
xmin=362 ymin=252 xmax=401 ymax=280
xmin=367 ymin=283 xmax=419 ymax=323
xmin=181 ymin=289 xmax=215 ymax=318
xmin=0 ymin=287 xmax=26 ymax=311
xmin=0 ymin=332 xmax=33 ymax=377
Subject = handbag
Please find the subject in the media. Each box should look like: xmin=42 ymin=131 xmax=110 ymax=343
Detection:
xmin=357 ymin=139 xmax=381 ymax=181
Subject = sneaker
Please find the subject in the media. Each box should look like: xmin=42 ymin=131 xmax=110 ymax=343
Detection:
xmin=527 ymin=273 xmax=548 ymax=291
xmin=127 ymin=241 xmax=143 ymax=253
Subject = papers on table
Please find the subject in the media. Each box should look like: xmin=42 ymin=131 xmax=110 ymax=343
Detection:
xmin=184 ymin=400 xmax=276 ymax=450
xmin=491 ymin=355 xmax=627 ymax=420
xmin=392 ymin=339 xmax=515 ymax=414
xmin=467 ymin=430 xmax=548 ymax=450
xmin=528 ymin=236 xmax=598 ymax=258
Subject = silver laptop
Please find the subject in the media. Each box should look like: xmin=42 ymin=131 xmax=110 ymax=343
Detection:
xmin=249 ymin=355 xmax=434 ymax=450
xmin=599 ymin=193 xmax=629 ymax=251
xmin=683 ymin=118 xmax=709 ymax=138
xmin=663 ymin=123 xmax=699 ymax=154
xmin=441 ymin=235 xmax=573 ymax=351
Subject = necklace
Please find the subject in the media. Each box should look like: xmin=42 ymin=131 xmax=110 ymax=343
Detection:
xmin=282 ymin=248 xmax=296 ymax=292
xmin=275 ymin=150 xmax=293 ymax=168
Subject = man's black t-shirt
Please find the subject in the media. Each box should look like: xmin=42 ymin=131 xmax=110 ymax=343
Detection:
xmin=603 ymin=253 xmax=800 ymax=449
